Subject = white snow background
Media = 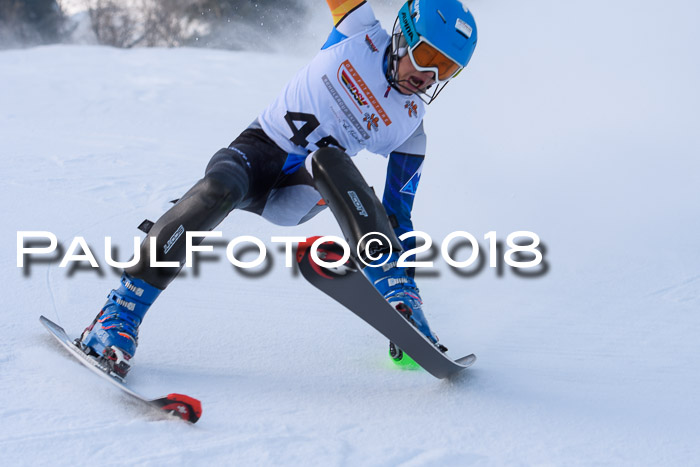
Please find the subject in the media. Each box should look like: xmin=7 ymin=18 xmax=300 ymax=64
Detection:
xmin=2 ymin=0 xmax=700 ymax=465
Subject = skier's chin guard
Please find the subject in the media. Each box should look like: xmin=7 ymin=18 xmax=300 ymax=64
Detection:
xmin=309 ymin=147 xmax=403 ymax=265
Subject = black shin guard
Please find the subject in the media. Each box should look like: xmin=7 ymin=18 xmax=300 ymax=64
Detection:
xmin=126 ymin=163 xmax=249 ymax=289
xmin=310 ymin=147 xmax=403 ymax=263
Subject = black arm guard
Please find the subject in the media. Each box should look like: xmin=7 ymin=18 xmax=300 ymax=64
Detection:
xmin=310 ymin=147 xmax=403 ymax=263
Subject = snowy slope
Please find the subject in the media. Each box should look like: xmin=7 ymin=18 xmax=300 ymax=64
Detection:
xmin=2 ymin=1 xmax=700 ymax=465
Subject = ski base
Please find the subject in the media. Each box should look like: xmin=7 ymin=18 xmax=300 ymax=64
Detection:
xmin=40 ymin=315 xmax=202 ymax=423
xmin=296 ymin=239 xmax=476 ymax=379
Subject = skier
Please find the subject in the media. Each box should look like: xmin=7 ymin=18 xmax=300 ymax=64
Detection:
xmin=80 ymin=0 xmax=478 ymax=378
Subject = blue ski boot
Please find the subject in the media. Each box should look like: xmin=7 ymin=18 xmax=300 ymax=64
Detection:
xmin=80 ymin=273 xmax=161 ymax=379
xmin=364 ymin=253 xmax=447 ymax=365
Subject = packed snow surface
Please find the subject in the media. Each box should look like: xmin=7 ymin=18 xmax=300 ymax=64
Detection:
xmin=2 ymin=1 xmax=699 ymax=465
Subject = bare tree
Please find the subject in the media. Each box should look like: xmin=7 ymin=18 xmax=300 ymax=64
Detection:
xmin=87 ymin=0 xmax=143 ymax=48
xmin=82 ymin=0 xmax=307 ymax=49
xmin=87 ymin=0 xmax=198 ymax=48
xmin=141 ymin=0 xmax=196 ymax=47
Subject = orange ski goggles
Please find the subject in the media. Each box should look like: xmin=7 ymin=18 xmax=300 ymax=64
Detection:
xmin=409 ymin=39 xmax=463 ymax=82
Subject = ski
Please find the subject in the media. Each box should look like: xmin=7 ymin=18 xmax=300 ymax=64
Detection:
xmin=39 ymin=315 xmax=202 ymax=423
xmin=296 ymin=238 xmax=476 ymax=379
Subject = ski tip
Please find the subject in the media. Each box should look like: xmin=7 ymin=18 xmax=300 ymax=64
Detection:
xmin=39 ymin=315 xmax=65 ymax=333
xmin=295 ymin=236 xmax=320 ymax=264
xmin=456 ymin=354 xmax=477 ymax=367
xmin=152 ymin=394 xmax=203 ymax=423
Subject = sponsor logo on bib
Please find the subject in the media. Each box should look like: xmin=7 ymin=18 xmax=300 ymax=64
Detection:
xmin=405 ymin=100 xmax=418 ymax=118
xmin=337 ymin=60 xmax=392 ymax=127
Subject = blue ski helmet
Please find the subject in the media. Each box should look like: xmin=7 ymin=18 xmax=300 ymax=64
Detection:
xmin=388 ymin=0 xmax=478 ymax=103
